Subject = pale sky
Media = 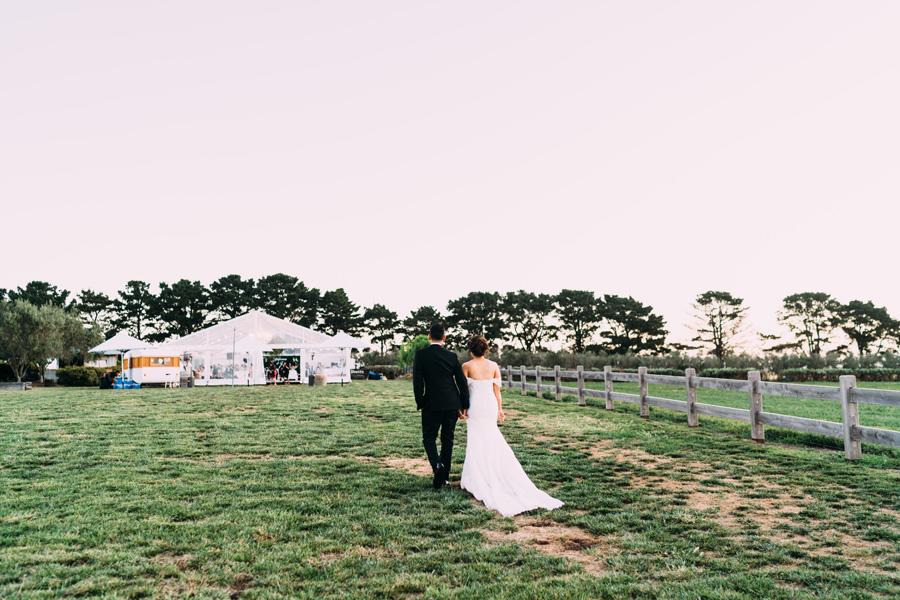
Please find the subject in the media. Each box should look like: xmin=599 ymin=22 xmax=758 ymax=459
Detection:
xmin=2 ymin=1 xmax=898 ymax=348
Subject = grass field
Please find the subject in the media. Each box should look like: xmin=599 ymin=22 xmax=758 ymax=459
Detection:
xmin=1 ymin=382 xmax=898 ymax=598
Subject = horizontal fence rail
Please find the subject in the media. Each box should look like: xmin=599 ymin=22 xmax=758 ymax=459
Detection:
xmin=501 ymin=365 xmax=900 ymax=460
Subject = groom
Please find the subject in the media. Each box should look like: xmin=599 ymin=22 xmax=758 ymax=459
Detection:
xmin=413 ymin=323 xmax=470 ymax=489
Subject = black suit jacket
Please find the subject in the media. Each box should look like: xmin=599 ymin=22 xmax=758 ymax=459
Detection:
xmin=413 ymin=344 xmax=470 ymax=411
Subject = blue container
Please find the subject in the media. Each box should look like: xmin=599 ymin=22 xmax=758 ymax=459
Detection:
xmin=113 ymin=376 xmax=141 ymax=390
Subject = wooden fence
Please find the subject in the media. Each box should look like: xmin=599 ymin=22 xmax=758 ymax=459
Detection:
xmin=501 ymin=365 xmax=900 ymax=460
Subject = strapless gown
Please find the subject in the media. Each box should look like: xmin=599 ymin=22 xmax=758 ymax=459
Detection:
xmin=460 ymin=377 xmax=563 ymax=516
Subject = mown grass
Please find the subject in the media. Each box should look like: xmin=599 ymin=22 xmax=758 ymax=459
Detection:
xmin=1 ymin=382 xmax=898 ymax=599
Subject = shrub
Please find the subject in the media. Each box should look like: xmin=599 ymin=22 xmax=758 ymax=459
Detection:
xmin=57 ymin=366 xmax=105 ymax=387
xmin=358 ymin=350 xmax=399 ymax=368
xmin=613 ymin=368 xmax=686 ymax=376
xmin=698 ymin=368 xmax=751 ymax=380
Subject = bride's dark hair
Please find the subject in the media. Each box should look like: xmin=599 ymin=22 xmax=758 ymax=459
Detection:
xmin=468 ymin=335 xmax=490 ymax=357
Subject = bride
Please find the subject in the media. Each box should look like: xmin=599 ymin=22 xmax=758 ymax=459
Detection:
xmin=460 ymin=335 xmax=564 ymax=517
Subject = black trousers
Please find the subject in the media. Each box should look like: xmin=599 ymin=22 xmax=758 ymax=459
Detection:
xmin=421 ymin=409 xmax=459 ymax=472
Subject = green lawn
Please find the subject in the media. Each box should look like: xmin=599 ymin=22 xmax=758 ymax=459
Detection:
xmin=1 ymin=382 xmax=898 ymax=598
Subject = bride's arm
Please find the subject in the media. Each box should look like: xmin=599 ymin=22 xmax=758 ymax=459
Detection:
xmin=493 ymin=365 xmax=505 ymax=423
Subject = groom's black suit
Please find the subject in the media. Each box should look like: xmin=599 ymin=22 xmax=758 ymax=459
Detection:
xmin=413 ymin=343 xmax=470 ymax=482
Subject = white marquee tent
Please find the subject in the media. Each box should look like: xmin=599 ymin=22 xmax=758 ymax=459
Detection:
xmin=87 ymin=330 xmax=149 ymax=370
xmin=133 ymin=310 xmax=367 ymax=386
xmin=89 ymin=331 xmax=147 ymax=355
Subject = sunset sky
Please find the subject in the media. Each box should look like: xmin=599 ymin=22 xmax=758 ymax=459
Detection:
xmin=2 ymin=1 xmax=898 ymax=347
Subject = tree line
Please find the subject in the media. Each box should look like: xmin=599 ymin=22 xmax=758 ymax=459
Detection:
xmin=2 ymin=277 xmax=898 ymax=382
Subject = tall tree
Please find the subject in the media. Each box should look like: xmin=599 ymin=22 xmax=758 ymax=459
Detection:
xmin=0 ymin=288 xmax=7 ymax=302
xmin=294 ymin=285 xmax=321 ymax=328
xmin=691 ymin=290 xmax=747 ymax=362
xmin=501 ymin=291 xmax=555 ymax=352
xmin=398 ymin=335 xmax=430 ymax=371
xmin=362 ymin=303 xmax=400 ymax=353
xmin=209 ymin=274 xmax=256 ymax=321
xmin=598 ymin=294 xmax=668 ymax=355
xmin=150 ymin=279 xmax=210 ymax=341
xmin=8 ymin=281 xmax=71 ymax=308
xmin=838 ymin=300 xmax=895 ymax=355
xmin=111 ymin=280 xmax=155 ymax=340
xmin=75 ymin=289 xmax=113 ymax=331
xmin=318 ymin=288 xmax=362 ymax=335
xmin=61 ymin=320 xmax=103 ymax=366
xmin=0 ymin=301 xmax=73 ymax=382
xmin=0 ymin=300 xmax=43 ymax=382
xmin=446 ymin=291 xmax=506 ymax=346
xmin=553 ymin=289 xmax=600 ymax=353
xmin=777 ymin=292 xmax=840 ymax=356
xmin=401 ymin=306 xmax=444 ymax=340
xmin=253 ymin=274 xmax=319 ymax=326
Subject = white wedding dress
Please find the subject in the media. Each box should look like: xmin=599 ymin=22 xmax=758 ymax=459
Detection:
xmin=460 ymin=377 xmax=564 ymax=517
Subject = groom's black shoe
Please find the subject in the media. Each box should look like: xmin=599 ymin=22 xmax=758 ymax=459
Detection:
xmin=432 ymin=462 xmax=445 ymax=489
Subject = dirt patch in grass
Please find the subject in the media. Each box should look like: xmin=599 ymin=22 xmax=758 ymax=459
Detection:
xmin=586 ymin=443 xmax=896 ymax=574
xmin=589 ymin=444 xmax=736 ymax=480
xmin=230 ymin=572 xmax=253 ymax=597
xmin=531 ymin=434 xmax=562 ymax=453
xmin=481 ymin=515 xmax=615 ymax=576
xmin=224 ymin=406 xmax=259 ymax=415
xmin=156 ymin=576 xmax=227 ymax=598
xmin=214 ymin=453 xmax=275 ymax=463
xmin=684 ymin=489 xmax=809 ymax=532
xmin=314 ymin=545 xmax=399 ymax=565
xmin=152 ymin=552 xmax=193 ymax=571
xmin=355 ymin=455 xmax=433 ymax=477
xmin=789 ymin=529 xmax=895 ymax=575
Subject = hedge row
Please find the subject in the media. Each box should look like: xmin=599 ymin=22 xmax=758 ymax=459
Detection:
xmin=56 ymin=366 xmax=109 ymax=387
xmin=598 ymin=367 xmax=900 ymax=382
xmin=779 ymin=368 xmax=900 ymax=382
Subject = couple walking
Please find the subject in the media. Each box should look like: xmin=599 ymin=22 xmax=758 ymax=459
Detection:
xmin=412 ymin=323 xmax=563 ymax=517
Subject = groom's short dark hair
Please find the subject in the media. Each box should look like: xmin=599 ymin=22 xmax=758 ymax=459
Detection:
xmin=428 ymin=323 xmax=445 ymax=340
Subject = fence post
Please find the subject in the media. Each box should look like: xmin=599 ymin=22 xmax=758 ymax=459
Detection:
xmin=748 ymin=370 xmax=764 ymax=443
xmin=506 ymin=365 xmax=512 ymax=389
xmin=638 ymin=366 xmax=649 ymax=418
xmin=577 ymin=365 xmax=586 ymax=406
xmin=520 ymin=365 xmax=526 ymax=394
xmin=554 ymin=365 xmax=561 ymax=401
xmin=685 ymin=367 xmax=698 ymax=427
xmin=535 ymin=366 xmax=542 ymax=398
xmin=840 ymin=375 xmax=862 ymax=460
xmin=603 ymin=365 xmax=613 ymax=410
